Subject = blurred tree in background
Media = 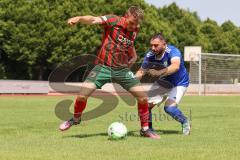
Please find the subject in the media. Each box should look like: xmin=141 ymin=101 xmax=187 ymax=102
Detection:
xmin=0 ymin=0 xmax=239 ymax=80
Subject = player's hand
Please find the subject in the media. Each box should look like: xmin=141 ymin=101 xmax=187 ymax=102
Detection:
xmin=148 ymin=69 xmax=164 ymax=77
xmin=67 ymin=17 xmax=80 ymax=26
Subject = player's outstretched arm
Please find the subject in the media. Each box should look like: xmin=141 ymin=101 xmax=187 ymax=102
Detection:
xmin=162 ymin=57 xmax=180 ymax=76
xmin=67 ymin=16 xmax=103 ymax=26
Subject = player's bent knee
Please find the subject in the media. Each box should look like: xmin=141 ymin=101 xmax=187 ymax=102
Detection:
xmin=76 ymin=95 xmax=88 ymax=102
xmin=165 ymin=98 xmax=177 ymax=106
xmin=164 ymin=106 xmax=178 ymax=115
xmin=164 ymin=106 xmax=171 ymax=113
xmin=137 ymin=97 xmax=148 ymax=104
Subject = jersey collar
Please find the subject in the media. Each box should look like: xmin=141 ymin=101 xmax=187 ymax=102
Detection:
xmin=155 ymin=45 xmax=168 ymax=60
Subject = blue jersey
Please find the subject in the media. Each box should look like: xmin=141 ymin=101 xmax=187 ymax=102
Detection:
xmin=141 ymin=45 xmax=189 ymax=87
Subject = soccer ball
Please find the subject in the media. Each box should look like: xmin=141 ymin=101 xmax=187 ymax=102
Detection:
xmin=108 ymin=122 xmax=127 ymax=139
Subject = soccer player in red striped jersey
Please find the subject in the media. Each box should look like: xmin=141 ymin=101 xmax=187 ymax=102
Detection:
xmin=95 ymin=14 xmax=138 ymax=67
xmin=59 ymin=6 xmax=160 ymax=139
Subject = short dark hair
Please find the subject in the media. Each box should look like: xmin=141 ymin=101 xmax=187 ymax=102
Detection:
xmin=151 ymin=33 xmax=167 ymax=42
xmin=126 ymin=6 xmax=144 ymax=21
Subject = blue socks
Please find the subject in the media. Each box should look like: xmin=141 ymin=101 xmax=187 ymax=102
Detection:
xmin=164 ymin=106 xmax=187 ymax=124
xmin=148 ymin=108 xmax=153 ymax=129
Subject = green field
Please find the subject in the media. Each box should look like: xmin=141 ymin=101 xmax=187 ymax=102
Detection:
xmin=0 ymin=95 xmax=240 ymax=160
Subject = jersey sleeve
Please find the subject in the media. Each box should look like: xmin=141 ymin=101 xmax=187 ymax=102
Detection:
xmin=99 ymin=15 xmax=119 ymax=27
xmin=170 ymin=48 xmax=181 ymax=60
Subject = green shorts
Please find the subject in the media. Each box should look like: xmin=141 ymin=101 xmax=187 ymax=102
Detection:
xmin=85 ymin=64 xmax=140 ymax=91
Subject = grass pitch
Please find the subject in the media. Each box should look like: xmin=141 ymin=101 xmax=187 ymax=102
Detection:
xmin=0 ymin=95 xmax=240 ymax=160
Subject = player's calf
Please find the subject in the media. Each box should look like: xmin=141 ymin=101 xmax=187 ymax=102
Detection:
xmin=164 ymin=106 xmax=187 ymax=124
xmin=137 ymin=99 xmax=160 ymax=139
xmin=164 ymin=106 xmax=191 ymax=135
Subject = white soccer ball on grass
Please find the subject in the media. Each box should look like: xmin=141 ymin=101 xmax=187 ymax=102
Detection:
xmin=107 ymin=122 xmax=127 ymax=139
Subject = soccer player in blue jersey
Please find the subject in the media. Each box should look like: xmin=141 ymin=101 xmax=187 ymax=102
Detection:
xmin=135 ymin=33 xmax=191 ymax=135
